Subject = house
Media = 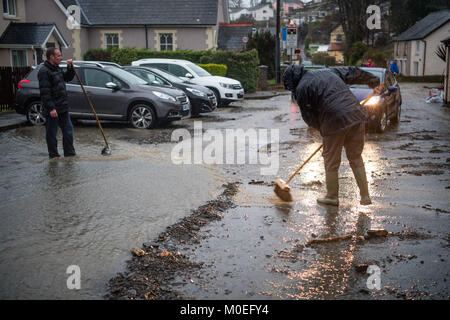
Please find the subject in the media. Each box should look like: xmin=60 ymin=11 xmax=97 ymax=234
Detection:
xmin=272 ymin=0 xmax=304 ymax=16
xmin=327 ymin=25 xmax=345 ymax=63
xmin=248 ymin=3 xmax=274 ymax=21
xmin=0 ymin=0 xmax=230 ymax=67
xmin=230 ymin=7 xmax=249 ymax=21
xmin=217 ymin=23 xmax=253 ymax=51
xmin=393 ymin=9 xmax=450 ymax=76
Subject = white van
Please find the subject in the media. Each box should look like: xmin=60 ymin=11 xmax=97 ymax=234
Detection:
xmin=131 ymin=58 xmax=244 ymax=107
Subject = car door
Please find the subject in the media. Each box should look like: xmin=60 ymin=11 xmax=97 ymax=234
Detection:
xmin=80 ymin=67 xmax=129 ymax=118
xmin=63 ymin=66 xmax=88 ymax=114
xmin=167 ymin=63 xmax=193 ymax=79
xmin=383 ymin=71 xmax=396 ymax=117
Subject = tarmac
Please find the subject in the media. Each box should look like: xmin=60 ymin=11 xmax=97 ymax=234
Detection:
xmin=0 ymin=111 xmax=28 ymax=132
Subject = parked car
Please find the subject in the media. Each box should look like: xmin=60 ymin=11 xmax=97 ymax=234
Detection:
xmin=349 ymin=67 xmax=402 ymax=133
xmin=15 ymin=61 xmax=190 ymax=129
xmin=131 ymin=58 xmax=244 ymax=107
xmin=122 ymin=66 xmax=217 ymax=117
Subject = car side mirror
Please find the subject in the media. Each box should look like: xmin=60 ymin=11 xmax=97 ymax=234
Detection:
xmin=387 ymin=86 xmax=397 ymax=92
xmin=185 ymin=73 xmax=194 ymax=79
xmin=106 ymin=82 xmax=120 ymax=90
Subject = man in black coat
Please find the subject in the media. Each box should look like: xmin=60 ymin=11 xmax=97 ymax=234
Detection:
xmin=283 ymin=65 xmax=383 ymax=206
xmin=38 ymin=47 xmax=75 ymax=159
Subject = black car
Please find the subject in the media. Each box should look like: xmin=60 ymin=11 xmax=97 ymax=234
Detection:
xmin=15 ymin=61 xmax=190 ymax=129
xmin=349 ymin=67 xmax=402 ymax=133
xmin=123 ymin=66 xmax=217 ymax=117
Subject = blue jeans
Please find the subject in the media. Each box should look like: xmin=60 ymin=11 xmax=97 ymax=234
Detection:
xmin=45 ymin=111 xmax=76 ymax=158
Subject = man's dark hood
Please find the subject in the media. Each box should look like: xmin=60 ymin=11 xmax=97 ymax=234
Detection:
xmin=282 ymin=65 xmax=308 ymax=92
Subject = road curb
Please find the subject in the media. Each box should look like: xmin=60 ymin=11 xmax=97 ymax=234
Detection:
xmin=0 ymin=120 xmax=28 ymax=132
xmin=244 ymin=91 xmax=290 ymax=100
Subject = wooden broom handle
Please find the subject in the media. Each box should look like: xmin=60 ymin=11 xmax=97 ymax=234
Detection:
xmin=285 ymin=144 xmax=323 ymax=184
xmin=73 ymin=66 xmax=110 ymax=149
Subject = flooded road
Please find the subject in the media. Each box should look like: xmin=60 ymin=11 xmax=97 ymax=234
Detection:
xmin=1 ymin=82 xmax=449 ymax=299
xmin=0 ymin=124 xmax=224 ymax=299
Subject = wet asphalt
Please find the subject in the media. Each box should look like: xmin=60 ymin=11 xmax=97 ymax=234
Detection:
xmin=0 ymin=82 xmax=449 ymax=299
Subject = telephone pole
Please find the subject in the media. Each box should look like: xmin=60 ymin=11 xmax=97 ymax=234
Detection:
xmin=275 ymin=0 xmax=281 ymax=84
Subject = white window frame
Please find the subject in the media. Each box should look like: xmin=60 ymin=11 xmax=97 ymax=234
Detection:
xmin=10 ymin=49 xmax=28 ymax=67
xmin=159 ymin=33 xmax=173 ymax=51
xmin=3 ymin=0 xmax=16 ymax=16
xmin=105 ymin=33 xmax=119 ymax=49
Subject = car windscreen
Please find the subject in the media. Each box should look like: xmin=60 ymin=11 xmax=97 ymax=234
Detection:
xmin=186 ymin=62 xmax=211 ymax=77
xmin=149 ymin=68 xmax=183 ymax=83
xmin=349 ymin=70 xmax=383 ymax=89
xmin=105 ymin=66 xmax=148 ymax=85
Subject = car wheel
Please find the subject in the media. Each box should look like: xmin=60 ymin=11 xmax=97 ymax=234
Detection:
xmin=129 ymin=104 xmax=156 ymax=129
xmin=391 ymin=102 xmax=401 ymax=125
xmin=210 ymin=88 xmax=222 ymax=108
xmin=26 ymin=101 xmax=46 ymax=126
xmin=374 ymin=107 xmax=388 ymax=133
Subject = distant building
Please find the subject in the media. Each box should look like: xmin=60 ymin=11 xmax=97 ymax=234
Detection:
xmin=392 ymin=10 xmax=450 ymax=76
xmin=328 ymin=25 xmax=345 ymax=63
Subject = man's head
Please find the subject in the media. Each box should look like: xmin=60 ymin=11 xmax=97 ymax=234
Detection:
xmin=282 ymin=65 xmax=306 ymax=92
xmin=46 ymin=48 xmax=63 ymax=66
xmin=394 ymin=59 xmax=398 ymax=63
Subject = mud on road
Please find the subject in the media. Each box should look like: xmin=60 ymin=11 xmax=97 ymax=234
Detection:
xmin=106 ymin=83 xmax=450 ymax=300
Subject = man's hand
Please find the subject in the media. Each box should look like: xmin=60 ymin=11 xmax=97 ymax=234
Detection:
xmin=374 ymin=84 xmax=384 ymax=95
xmin=50 ymin=109 xmax=58 ymax=118
xmin=66 ymin=59 xmax=73 ymax=67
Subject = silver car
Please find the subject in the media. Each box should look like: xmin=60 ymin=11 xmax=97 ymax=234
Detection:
xmin=15 ymin=61 xmax=191 ymax=129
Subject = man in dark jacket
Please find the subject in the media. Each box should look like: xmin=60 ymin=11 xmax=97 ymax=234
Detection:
xmin=283 ymin=65 xmax=382 ymax=206
xmin=38 ymin=48 xmax=75 ymax=159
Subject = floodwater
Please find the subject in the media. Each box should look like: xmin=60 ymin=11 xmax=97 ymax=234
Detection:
xmin=0 ymin=123 xmax=224 ymax=299
xmin=1 ymin=82 xmax=449 ymax=299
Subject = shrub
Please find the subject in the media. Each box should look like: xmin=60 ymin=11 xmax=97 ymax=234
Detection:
xmin=348 ymin=41 xmax=367 ymax=66
xmin=110 ymin=47 xmax=138 ymax=66
xmin=83 ymin=48 xmax=111 ymax=62
xmin=83 ymin=48 xmax=259 ymax=92
xmin=198 ymin=63 xmax=227 ymax=77
xmin=312 ymin=52 xmax=336 ymax=66
xmin=246 ymin=30 xmax=276 ymax=79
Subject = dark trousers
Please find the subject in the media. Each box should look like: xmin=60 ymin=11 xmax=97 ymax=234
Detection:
xmin=45 ymin=111 xmax=76 ymax=158
xmin=322 ymin=122 xmax=365 ymax=172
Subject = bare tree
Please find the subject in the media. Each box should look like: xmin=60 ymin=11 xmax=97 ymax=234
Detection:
xmin=335 ymin=0 xmax=370 ymax=58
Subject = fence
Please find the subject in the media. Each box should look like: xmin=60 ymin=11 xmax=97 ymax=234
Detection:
xmin=0 ymin=66 xmax=32 ymax=111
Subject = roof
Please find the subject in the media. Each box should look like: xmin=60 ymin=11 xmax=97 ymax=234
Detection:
xmin=316 ymin=45 xmax=329 ymax=52
xmin=0 ymin=22 xmax=68 ymax=47
xmin=218 ymin=24 xmax=253 ymax=51
xmin=60 ymin=0 xmax=219 ymax=26
xmin=328 ymin=43 xmax=344 ymax=51
xmin=394 ymin=9 xmax=450 ymax=41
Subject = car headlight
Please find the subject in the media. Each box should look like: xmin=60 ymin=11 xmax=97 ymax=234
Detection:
xmin=361 ymin=95 xmax=381 ymax=106
xmin=152 ymin=91 xmax=176 ymax=102
xmin=186 ymin=87 xmax=207 ymax=97
xmin=219 ymin=82 xmax=233 ymax=89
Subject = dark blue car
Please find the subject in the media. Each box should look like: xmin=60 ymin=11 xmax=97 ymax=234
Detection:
xmin=349 ymin=67 xmax=402 ymax=133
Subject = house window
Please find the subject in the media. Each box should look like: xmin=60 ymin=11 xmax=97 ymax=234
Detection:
xmin=336 ymin=34 xmax=342 ymax=42
xmin=3 ymin=0 xmax=16 ymax=16
xmin=105 ymin=33 xmax=119 ymax=49
xmin=159 ymin=33 xmax=173 ymax=51
xmin=11 ymin=49 xmax=27 ymax=67
xmin=415 ymin=40 xmax=420 ymax=52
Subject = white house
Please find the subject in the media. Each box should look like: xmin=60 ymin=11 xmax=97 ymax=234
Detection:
xmin=248 ymin=3 xmax=274 ymax=21
xmin=393 ymin=10 xmax=450 ymax=76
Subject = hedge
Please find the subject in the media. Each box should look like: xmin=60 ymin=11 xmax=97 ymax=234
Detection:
xmin=83 ymin=48 xmax=259 ymax=92
xmin=397 ymin=75 xmax=444 ymax=83
xmin=198 ymin=63 xmax=227 ymax=77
